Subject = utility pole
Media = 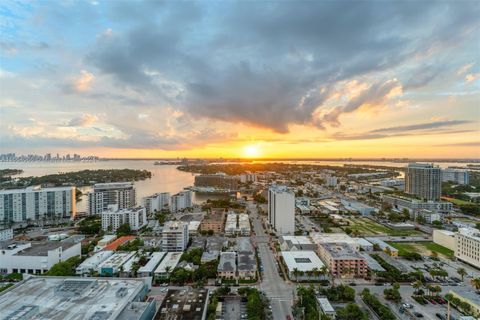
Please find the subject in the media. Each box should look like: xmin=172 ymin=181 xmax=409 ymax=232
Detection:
xmin=447 ymin=300 xmax=450 ymax=320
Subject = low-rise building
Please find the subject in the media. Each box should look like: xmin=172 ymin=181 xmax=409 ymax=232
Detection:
xmin=364 ymin=237 xmax=399 ymax=257
xmin=188 ymin=221 xmax=201 ymax=236
xmin=282 ymin=251 xmax=325 ymax=281
xmin=154 ymin=252 xmax=182 ymax=279
xmin=455 ymin=228 xmax=480 ymax=267
xmin=433 ymin=229 xmax=456 ymax=251
xmin=0 ymin=276 xmax=155 ymax=320
xmin=353 ymin=238 xmax=374 ymax=252
xmin=310 ymin=233 xmax=359 ymax=251
xmin=236 ymin=237 xmax=256 ymax=280
xmin=200 ymin=210 xmax=226 ymax=234
xmin=0 ymin=228 xmax=13 ymax=241
xmin=95 ymin=234 xmax=117 ymax=251
xmin=155 ymin=288 xmax=209 ymax=320
xmin=382 ymin=194 xmax=452 ymax=214
xmin=225 ymin=212 xmax=237 ymax=236
xmin=340 ymin=199 xmax=375 ymax=216
xmin=0 ymin=240 xmax=81 ymax=275
xmin=317 ymin=297 xmax=336 ymax=318
xmin=218 ymin=252 xmax=237 ymax=279
xmin=137 ymin=252 xmax=166 ymax=277
xmin=414 ymin=209 xmax=442 ymax=224
xmin=98 ymin=252 xmax=136 ymax=276
xmin=76 ymin=250 xmax=114 ymax=276
xmin=279 ymin=236 xmax=318 ymax=251
xmin=317 ymin=243 xmax=367 ymax=278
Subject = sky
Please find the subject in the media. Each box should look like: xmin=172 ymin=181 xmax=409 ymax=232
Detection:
xmin=0 ymin=1 xmax=479 ymax=159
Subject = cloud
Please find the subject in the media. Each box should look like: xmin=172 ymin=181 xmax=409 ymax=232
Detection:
xmin=84 ymin=1 xmax=479 ymax=133
xmin=72 ymin=70 xmax=95 ymax=92
xmin=465 ymin=73 xmax=479 ymax=83
xmin=332 ymin=120 xmax=472 ymax=140
xmin=67 ymin=114 xmax=98 ymax=127
xmin=434 ymin=141 xmax=480 ymax=147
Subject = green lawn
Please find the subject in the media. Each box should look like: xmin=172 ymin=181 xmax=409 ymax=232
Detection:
xmin=387 ymin=241 xmax=454 ymax=259
xmin=442 ymin=197 xmax=473 ymax=206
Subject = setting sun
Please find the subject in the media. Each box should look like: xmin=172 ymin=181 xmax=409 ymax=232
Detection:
xmin=242 ymin=144 xmax=261 ymax=158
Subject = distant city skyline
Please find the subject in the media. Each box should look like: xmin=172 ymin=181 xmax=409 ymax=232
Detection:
xmin=0 ymin=1 xmax=479 ymax=159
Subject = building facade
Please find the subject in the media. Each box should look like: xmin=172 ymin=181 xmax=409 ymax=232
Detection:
xmin=194 ymin=173 xmax=238 ymax=190
xmin=101 ymin=206 xmax=147 ymax=232
xmin=200 ymin=210 xmax=226 ymax=234
xmin=0 ymin=228 xmax=13 ymax=241
xmin=442 ymin=168 xmax=470 ymax=185
xmin=161 ymin=221 xmax=189 ymax=252
xmin=170 ymin=191 xmax=192 ymax=212
xmin=143 ymin=192 xmax=170 ymax=214
xmin=268 ymin=185 xmax=295 ymax=235
xmin=455 ymin=228 xmax=480 ymax=267
xmin=382 ymin=194 xmax=452 ymax=214
xmin=405 ymin=163 xmax=442 ymax=201
xmin=0 ymin=186 xmax=76 ymax=225
xmin=88 ymin=182 xmax=136 ymax=215
xmin=317 ymin=243 xmax=367 ymax=278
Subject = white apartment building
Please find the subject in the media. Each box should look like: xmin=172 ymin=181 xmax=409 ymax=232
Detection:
xmin=240 ymin=172 xmax=257 ymax=183
xmin=442 ymin=168 xmax=470 ymax=185
xmin=0 ymin=240 xmax=81 ymax=274
xmin=101 ymin=206 xmax=147 ymax=232
xmin=88 ymin=182 xmax=136 ymax=215
xmin=268 ymin=185 xmax=295 ymax=235
xmin=405 ymin=163 xmax=442 ymax=201
xmin=325 ymin=176 xmax=338 ymax=187
xmin=382 ymin=194 xmax=452 ymax=214
xmin=0 ymin=186 xmax=76 ymax=225
xmin=455 ymin=228 xmax=480 ymax=267
xmin=225 ymin=213 xmax=237 ymax=236
xmin=0 ymin=228 xmax=13 ymax=241
xmin=161 ymin=221 xmax=189 ymax=252
xmin=414 ymin=209 xmax=442 ymax=224
xmin=143 ymin=192 xmax=171 ymax=214
xmin=171 ymin=190 xmax=193 ymax=212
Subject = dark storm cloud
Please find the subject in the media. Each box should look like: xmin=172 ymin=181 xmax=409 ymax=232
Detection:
xmin=86 ymin=1 xmax=480 ymax=132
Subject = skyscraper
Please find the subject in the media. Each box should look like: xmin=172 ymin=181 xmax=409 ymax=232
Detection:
xmin=268 ymin=185 xmax=295 ymax=235
xmin=88 ymin=182 xmax=136 ymax=215
xmin=405 ymin=163 xmax=442 ymax=201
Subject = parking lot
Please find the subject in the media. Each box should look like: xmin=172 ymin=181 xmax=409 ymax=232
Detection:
xmin=223 ymin=297 xmax=247 ymax=320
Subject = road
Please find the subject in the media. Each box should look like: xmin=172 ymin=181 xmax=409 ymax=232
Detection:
xmin=249 ymin=202 xmax=293 ymax=320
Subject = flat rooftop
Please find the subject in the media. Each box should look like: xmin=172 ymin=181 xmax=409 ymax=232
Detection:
xmin=10 ymin=241 xmax=77 ymax=257
xmin=155 ymin=288 xmax=209 ymax=320
xmin=0 ymin=276 xmax=146 ymax=320
xmin=321 ymin=243 xmax=364 ymax=260
xmin=282 ymin=251 xmax=325 ymax=272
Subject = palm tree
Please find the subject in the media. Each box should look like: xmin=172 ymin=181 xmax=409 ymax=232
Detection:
xmin=434 ymin=285 xmax=442 ymax=296
xmin=412 ymin=280 xmax=423 ymax=295
xmin=292 ymin=268 xmax=300 ymax=282
xmin=457 ymin=267 xmax=467 ymax=282
xmin=311 ymin=267 xmax=320 ymax=280
xmin=471 ymin=277 xmax=480 ymax=292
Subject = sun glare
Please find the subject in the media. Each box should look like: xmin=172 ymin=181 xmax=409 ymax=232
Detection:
xmin=242 ymin=144 xmax=261 ymax=158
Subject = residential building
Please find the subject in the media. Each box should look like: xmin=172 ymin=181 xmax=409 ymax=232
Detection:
xmin=236 ymin=237 xmax=257 ymax=279
xmin=365 ymin=237 xmax=399 ymax=257
xmin=282 ymin=251 xmax=325 ymax=281
xmin=161 ymin=221 xmax=189 ymax=252
xmin=0 ymin=186 xmax=76 ymax=225
xmin=218 ymin=252 xmax=237 ymax=279
xmin=240 ymin=172 xmax=257 ymax=183
xmin=0 ymin=276 xmax=155 ymax=320
xmin=155 ymin=288 xmax=209 ymax=320
xmin=405 ymin=163 xmax=442 ymax=201
xmin=380 ymin=179 xmax=405 ymax=187
xmin=101 ymin=206 xmax=147 ymax=232
xmin=325 ymin=176 xmax=338 ymax=187
xmin=0 ymin=228 xmax=13 ymax=241
xmin=188 ymin=220 xmax=201 ymax=236
xmin=353 ymin=238 xmax=374 ymax=252
xmin=194 ymin=173 xmax=238 ymax=190
xmin=88 ymin=182 xmax=136 ymax=215
xmin=238 ymin=213 xmax=251 ymax=235
xmin=317 ymin=243 xmax=367 ymax=278
xmin=94 ymin=234 xmax=117 ymax=251
xmin=170 ymin=190 xmax=192 ymax=212
xmin=200 ymin=210 xmax=226 ymax=234
xmin=442 ymin=168 xmax=470 ymax=185
xmin=0 ymin=240 xmax=81 ymax=274
xmin=455 ymin=228 xmax=480 ymax=267
xmin=225 ymin=212 xmax=237 ymax=236
xmin=154 ymin=252 xmax=182 ymax=279
xmin=433 ymin=229 xmax=456 ymax=250
xmin=268 ymin=185 xmax=295 ymax=235
xmin=143 ymin=192 xmax=170 ymax=214
xmin=224 ymin=212 xmax=251 ymax=236
xmin=382 ymin=194 xmax=452 ymax=214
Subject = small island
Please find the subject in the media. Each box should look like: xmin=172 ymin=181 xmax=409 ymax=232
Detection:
xmin=0 ymin=169 xmax=152 ymax=189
